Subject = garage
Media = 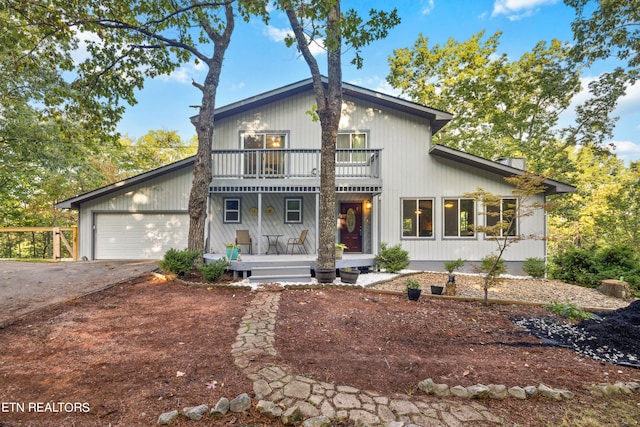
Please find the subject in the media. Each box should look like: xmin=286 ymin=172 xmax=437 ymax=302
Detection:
xmin=94 ymin=212 xmax=189 ymax=259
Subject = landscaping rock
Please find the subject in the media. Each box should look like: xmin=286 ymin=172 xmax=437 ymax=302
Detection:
xmin=538 ymin=383 xmax=562 ymax=401
xmin=210 ymin=397 xmax=230 ymax=418
xmin=508 ymin=386 xmax=527 ymax=400
xmin=182 ymin=404 xmax=208 ymax=420
xmin=157 ymin=409 xmax=179 ymax=425
xmin=450 ymin=385 xmax=470 ymax=398
xmin=302 ymin=415 xmax=332 ymax=427
xmin=467 ymin=384 xmax=490 ymax=399
xmin=417 ymin=378 xmax=435 ymax=394
xmin=488 ymin=384 xmax=508 ymax=399
xmin=229 ymin=393 xmax=252 ymax=412
xmin=281 ymin=406 xmax=303 ymax=425
xmin=256 ymin=400 xmax=283 ymax=418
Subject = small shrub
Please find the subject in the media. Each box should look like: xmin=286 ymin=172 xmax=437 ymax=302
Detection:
xmin=159 ymin=248 xmax=201 ymax=276
xmin=200 ymin=258 xmax=229 ymax=282
xmin=374 ymin=242 xmax=410 ymax=273
xmin=546 ymin=301 xmax=593 ymax=320
xmin=523 ymin=257 xmax=546 ymax=278
xmin=480 ymin=254 xmax=507 ymax=277
xmin=444 ymin=258 xmax=465 ymax=274
xmin=405 ymin=278 xmax=420 ymax=289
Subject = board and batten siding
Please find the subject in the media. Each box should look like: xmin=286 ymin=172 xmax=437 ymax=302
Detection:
xmin=77 ymin=167 xmax=193 ymax=259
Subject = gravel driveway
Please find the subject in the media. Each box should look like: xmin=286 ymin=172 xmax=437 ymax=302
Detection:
xmin=0 ymin=260 xmax=158 ymax=326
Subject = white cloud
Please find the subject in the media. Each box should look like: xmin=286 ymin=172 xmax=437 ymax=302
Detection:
xmin=612 ymin=140 xmax=640 ymax=162
xmin=71 ymin=30 xmax=102 ymax=64
xmin=421 ymin=0 xmax=435 ymax=15
xmin=616 ymin=81 xmax=640 ymax=115
xmin=492 ymin=0 xmax=559 ymax=21
xmin=264 ymin=25 xmax=325 ymax=57
xmin=158 ymin=61 xmax=205 ymax=84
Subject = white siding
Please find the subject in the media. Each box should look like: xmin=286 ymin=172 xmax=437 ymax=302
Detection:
xmin=77 ymin=167 xmax=193 ymax=259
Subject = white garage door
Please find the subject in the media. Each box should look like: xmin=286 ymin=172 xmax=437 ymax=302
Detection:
xmin=95 ymin=212 xmax=189 ymax=259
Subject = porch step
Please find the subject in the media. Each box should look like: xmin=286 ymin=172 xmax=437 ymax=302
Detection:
xmin=249 ymin=266 xmax=311 ymax=283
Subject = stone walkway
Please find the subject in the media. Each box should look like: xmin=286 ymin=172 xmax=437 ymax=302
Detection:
xmin=231 ymin=289 xmax=503 ymax=426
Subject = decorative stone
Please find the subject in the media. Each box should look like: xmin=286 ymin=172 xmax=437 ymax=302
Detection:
xmin=210 ymin=397 xmax=229 ymax=417
xmin=254 ymin=379 xmax=273 ymax=399
xmin=256 ymin=400 xmax=282 ymax=418
xmin=558 ymin=389 xmax=575 ymax=399
xmin=230 ymin=393 xmax=252 ymax=412
xmin=433 ymin=383 xmax=451 ymax=397
xmin=451 ymin=385 xmax=470 ymax=398
xmin=183 ymin=404 xmax=208 ymax=420
xmin=598 ymin=279 xmax=630 ymax=299
xmin=284 ymin=380 xmax=312 ymax=399
xmin=508 ymin=386 xmax=527 ymax=400
xmin=418 ymin=378 xmax=435 ymax=394
xmin=157 ymin=409 xmax=179 ymax=425
xmin=467 ymin=384 xmax=490 ymax=399
xmin=281 ymin=406 xmax=303 ymax=425
xmin=349 ymin=409 xmax=380 ymax=425
xmin=627 ymin=382 xmax=640 ymax=392
xmin=334 ymin=392 xmax=362 ymax=409
xmin=301 ymin=415 xmax=332 ymax=427
xmin=488 ymin=384 xmax=508 ymax=399
xmin=524 ymin=385 xmax=538 ymax=397
xmin=538 ymin=384 xmax=562 ymax=401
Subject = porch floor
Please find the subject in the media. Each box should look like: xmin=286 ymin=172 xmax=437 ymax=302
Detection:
xmin=204 ymin=253 xmax=376 ymax=279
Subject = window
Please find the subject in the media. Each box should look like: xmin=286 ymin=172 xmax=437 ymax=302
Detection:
xmin=337 ymin=132 xmax=367 ymax=163
xmin=285 ymin=198 xmax=303 ymax=223
xmin=242 ymin=132 xmax=286 ymax=176
xmin=486 ymin=198 xmax=517 ymax=236
xmin=444 ymin=198 xmax=475 ymax=237
xmin=402 ymin=199 xmax=433 ymax=237
xmin=224 ymin=198 xmax=241 ymax=223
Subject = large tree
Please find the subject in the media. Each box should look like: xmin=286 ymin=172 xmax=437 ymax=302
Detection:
xmin=387 ymin=31 xmax=581 ymax=177
xmin=278 ymin=0 xmax=399 ymax=277
xmin=564 ymin=0 xmax=639 ymax=149
xmin=21 ymin=0 xmax=268 ymax=254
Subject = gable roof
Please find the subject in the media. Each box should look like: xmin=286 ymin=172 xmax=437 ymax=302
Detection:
xmin=195 ymin=77 xmax=454 ymax=135
xmin=55 ymin=156 xmax=195 ymax=210
xmin=429 ymin=144 xmax=576 ymax=195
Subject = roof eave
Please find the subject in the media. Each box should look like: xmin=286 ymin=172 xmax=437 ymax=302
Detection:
xmin=429 ymin=144 xmax=576 ymax=195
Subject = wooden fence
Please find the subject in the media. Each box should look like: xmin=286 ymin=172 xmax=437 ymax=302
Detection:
xmin=0 ymin=227 xmax=78 ymax=261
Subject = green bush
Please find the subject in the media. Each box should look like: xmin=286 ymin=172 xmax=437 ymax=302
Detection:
xmin=200 ymin=258 xmax=229 ymax=282
xmin=159 ymin=248 xmax=201 ymax=276
xmin=480 ymin=254 xmax=507 ymax=277
xmin=549 ymin=244 xmax=640 ymax=290
xmin=546 ymin=301 xmax=593 ymax=320
xmin=523 ymin=257 xmax=546 ymax=278
xmin=444 ymin=258 xmax=465 ymax=274
xmin=374 ymin=243 xmax=410 ymax=273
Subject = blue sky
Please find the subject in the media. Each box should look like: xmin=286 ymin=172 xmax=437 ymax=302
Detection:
xmin=115 ymin=0 xmax=640 ymax=163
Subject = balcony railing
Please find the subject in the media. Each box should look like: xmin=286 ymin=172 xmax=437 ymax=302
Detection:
xmin=211 ymin=149 xmax=382 ymax=179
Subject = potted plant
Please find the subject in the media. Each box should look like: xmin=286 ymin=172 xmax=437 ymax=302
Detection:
xmin=443 ymin=258 xmax=465 ymax=296
xmin=339 ymin=266 xmax=360 ymax=284
xmin=225 ymin=243 xmax=240 ymax=261
xmin=405 ymin=278 xmax=422 ymax=301
xmin=335 ymin=243 xmax=348 ymax=260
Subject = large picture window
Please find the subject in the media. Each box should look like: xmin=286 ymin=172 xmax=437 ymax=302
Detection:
xmin=444 ymin=198 xmax=475 ymax=237
xmin=337 ymin=132 xmax=367 ymax=163
xmin=224 ymin=198 xmax=241 ymax=223
xmin=402 ymin=198 xmax=434 ymax=237
xmin=242 ymin=132 xmax=286 ymax=177
xmin=486 ymin=198 xmax=517 ymax=236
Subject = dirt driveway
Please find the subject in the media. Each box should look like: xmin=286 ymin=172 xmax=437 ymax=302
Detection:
xmin=0 ymin=260 xmax=158 ymax=326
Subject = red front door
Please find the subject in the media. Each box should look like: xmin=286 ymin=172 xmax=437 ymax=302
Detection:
xmin=339 ymin=202 xmax=362 ymax=252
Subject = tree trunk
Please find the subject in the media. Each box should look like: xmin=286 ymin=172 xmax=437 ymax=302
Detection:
xmin=187 ymin=4 xmax=234 ymax=257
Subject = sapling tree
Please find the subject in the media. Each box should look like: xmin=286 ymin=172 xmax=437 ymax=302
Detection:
xmin=464 ymin=173 xmax=549 ymax=304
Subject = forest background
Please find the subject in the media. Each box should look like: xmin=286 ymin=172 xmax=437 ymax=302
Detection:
xmin=1 ymin=0 xmax=638 ymax=289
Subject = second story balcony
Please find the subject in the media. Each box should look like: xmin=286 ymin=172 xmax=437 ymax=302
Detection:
xmin=211 ymin=148 xmax=382 ymax=180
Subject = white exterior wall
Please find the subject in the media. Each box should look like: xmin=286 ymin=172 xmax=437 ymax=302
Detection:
xmin=77 ymin=167 xmax=193 ymax=259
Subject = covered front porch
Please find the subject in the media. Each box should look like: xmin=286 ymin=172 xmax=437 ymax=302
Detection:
xmin=204 ymin=252 xmax=376 ymax=279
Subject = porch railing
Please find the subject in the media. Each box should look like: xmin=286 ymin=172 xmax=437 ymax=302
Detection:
xmin=211 ymin=148 xmax=381 ymax=179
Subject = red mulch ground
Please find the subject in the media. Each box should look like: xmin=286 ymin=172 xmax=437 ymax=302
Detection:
xmin=0 ymin=275 xmax=639 ymax=426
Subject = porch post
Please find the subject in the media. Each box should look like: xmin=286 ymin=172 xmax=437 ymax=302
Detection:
xmin=257 ymin=193 xmax=263 ymax=255
xmin=315 ymin=192 xmax=320 ymax=254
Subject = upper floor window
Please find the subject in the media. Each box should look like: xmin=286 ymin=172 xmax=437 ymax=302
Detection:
xmin=402 ymin=198 xmax=434 ymax=237
xmin=444 ymin=198 xmax=475 ymax=237
xmin=337 ymin=132 xmax=367 ymax=163
xmin=485 ymin=198 xmax=517 ymax=236
xmin=242 ymin=132 xmax=286 ymax=177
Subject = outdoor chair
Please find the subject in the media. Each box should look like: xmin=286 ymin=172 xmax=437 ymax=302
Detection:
xmin=235 ymin=229 xmax=252 ymax=254
xmin=287 ymin=229 xmax=308 ymax=254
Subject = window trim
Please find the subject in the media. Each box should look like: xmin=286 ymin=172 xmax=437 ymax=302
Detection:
xmin=223 ymin=198 xmax=241 ymax=224
xmin=401 ymin=197 xmax=435 ymax=239
xmin=443 ymin=197 xmax=476 ymax=239
xmin=337 ymin=131 xmax=368 ymax=164
xmin=485 ymin=197 xmax=518 ymax=237
xmin=284 ymin=197 xmax=303 ymax=224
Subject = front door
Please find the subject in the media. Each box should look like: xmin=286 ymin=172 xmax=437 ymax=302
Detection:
xmin=339 ymin=202 xmax=362 ymax=252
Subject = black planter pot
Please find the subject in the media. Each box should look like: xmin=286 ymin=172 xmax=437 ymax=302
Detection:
xmin=339 ymin=269 xmax=360 ymax=284
xmin=315 ymin=268 xmax=336 ymax=283
xmin=407 ymin=288 xmax=422 ymax=301
xmin=430 ymin=285 xmax=444 ymax=295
